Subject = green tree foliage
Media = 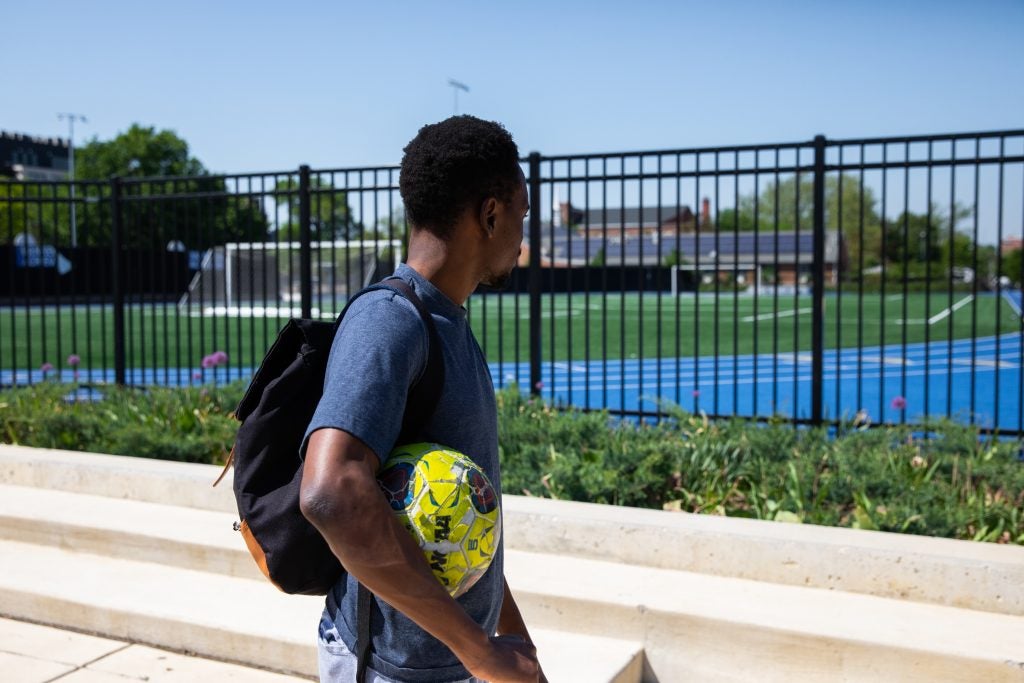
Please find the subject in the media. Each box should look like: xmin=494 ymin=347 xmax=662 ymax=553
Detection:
xmin=713 ymin=174 xmax=884 ymax=274
xmin=715 ymin=175 xmax=997 ymax=285
xmin=273 ymin=177 xmax=358 ymax=241
xmin=1002 ymin=248 xmax=1024 ymax=287
xmin=662 ymin=248 xmax=686 ymax=267
xmin=1 ymin=125 xmax=269 ymax=249
xmin=75 ymin=125 xmax=206 ymax=179
xmin=0 ymin=181 xmax=68 ymax=244
xmin=755 ymin=174 xmax=884 ymax=274
xmin=879 ymin=204 xmax=979 ymax=284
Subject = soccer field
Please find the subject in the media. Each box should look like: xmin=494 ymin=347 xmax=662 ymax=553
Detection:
xmin=465 ymin=291 xmax=1021 ymax=364
xmin=1 ymin=291 xmax=1018 ymax=377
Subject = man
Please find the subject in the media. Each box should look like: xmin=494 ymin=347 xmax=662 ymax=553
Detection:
xmin=300 ymin=116 xmax=543 ymax=683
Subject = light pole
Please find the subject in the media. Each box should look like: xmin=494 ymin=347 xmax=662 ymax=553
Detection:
xmin=447 ymin=79 xmax=469 ymax=115
xmin=57 ymin=112 xmax=87 ymax=247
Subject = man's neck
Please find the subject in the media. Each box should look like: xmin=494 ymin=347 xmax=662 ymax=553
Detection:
xmin=405 ymin=230 xmax=477 ymax=307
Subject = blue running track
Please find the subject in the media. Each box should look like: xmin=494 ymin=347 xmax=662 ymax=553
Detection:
xmin=5 ymin=297 xmax=1022 ymax=432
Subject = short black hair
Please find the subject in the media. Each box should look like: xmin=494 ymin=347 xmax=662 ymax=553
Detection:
xmin=400 ymin=116 xmax=521 ymax=239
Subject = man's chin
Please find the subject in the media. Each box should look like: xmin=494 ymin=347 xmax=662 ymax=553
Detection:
xmin=481 ymin=270 xmax=513 ymax=291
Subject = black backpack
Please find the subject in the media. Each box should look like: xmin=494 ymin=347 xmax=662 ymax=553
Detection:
xmin=216 ymin=278 xmax=444 ymax=596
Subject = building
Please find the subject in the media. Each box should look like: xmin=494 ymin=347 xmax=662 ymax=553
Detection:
xmin=0 ymin=132 xmax=70 ymax=180
xmin=524 ymin=199 xmax=847 ymax=288
xmin=556 ymin=199 xmax=709 ymax=237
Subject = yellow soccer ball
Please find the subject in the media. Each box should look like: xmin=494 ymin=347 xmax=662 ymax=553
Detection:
xmin=377 ymin=442 xmax=501 ymax=598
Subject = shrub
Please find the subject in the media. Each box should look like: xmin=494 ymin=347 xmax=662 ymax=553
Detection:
xmin=2 ymin=382 xmax=1021 ymax=544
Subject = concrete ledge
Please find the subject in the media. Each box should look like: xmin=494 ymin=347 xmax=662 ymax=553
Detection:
xmin=3 ymin=444 xmax=1022 ymax=616
xmin=506 ymin=549 xmax=1024 ymax=682
xmin=504 ymin=493 xmax=1024 ymax=616
xmin=0 ymin=540 xmax=642 ymax=683
xmin=0 ymin=445 xmax=237 ymax=513
xmin=0 ymin=540 xmax=323 ymax=678
xmin=0 ymin=484 xmax=262 ymax=580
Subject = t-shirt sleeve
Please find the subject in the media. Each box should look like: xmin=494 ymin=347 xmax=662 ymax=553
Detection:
xmin=300 ymin=291 xmax=429 ymax=463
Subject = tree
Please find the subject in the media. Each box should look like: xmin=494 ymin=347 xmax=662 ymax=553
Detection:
xmin=75 ymin=125 xmax=207 ymax=180
xmin=273 ymin=177 xmax=357 ymax=241
xmin=0 ymin=181 xmax=67 ymax=245
xmin=878 ymin=203 xmax=980 ymax=284
xmin=717 ymin=173 xmax=884 ymax=277
xmin=1002 ymin=248 xmax=1024 ymax=287
xmin=81 ymin=125 xmax=269 ymax=249
xmin=662 ymin=248 xmax=686 ymax=267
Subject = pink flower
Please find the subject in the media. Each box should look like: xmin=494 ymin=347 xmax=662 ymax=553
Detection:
xmin=201 ymin=355 xmax=216 ymax=369
xmin=211 ymin=350 xmax=228 ymax=365
xmin=40 ymin=362 xmax=54 ymax=374
xmin=192 ymin=371 xmax=203 ymax=380
xmin=692 ymin=389 xmax=701 ymax=398
xmin=67 ymin=354 xmax=80 ymax=367
xmin=534 ymin=381 xmax=544 ymax=391
xmin=890 ymin=396 xmax=907 ymax=411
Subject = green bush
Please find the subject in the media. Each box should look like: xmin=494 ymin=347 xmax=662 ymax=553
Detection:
xmin=0 ymin=381 xmax=243 ymax=464
xmin=2 ymin=382 xmax=1021 ymax=544
xmin=496 ymin=388 xmax=1024 ymax=545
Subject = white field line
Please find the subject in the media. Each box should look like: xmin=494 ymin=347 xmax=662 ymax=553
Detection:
xmin=740 ymin=307 xmax=812 ymax=323
xmin=927 ymin=295 xmax=974 ymax=326
xmin=1003 ymin=291 xmax=1023 ymax=317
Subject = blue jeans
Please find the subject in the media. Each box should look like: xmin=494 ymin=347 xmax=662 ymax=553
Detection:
xmin=317 ymin=628 xmax=485 ymax=683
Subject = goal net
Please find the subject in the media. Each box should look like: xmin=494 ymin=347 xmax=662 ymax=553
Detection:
xmin=177 ymin=239 xmax=402 ymax=317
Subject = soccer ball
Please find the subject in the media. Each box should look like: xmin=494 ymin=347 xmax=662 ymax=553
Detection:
xmin=377 ymin=442 xmax=501 ymax=598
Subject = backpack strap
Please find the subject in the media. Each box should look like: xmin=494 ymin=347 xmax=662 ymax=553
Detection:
xmin=344 ymin=276 xmax=446 ymax=682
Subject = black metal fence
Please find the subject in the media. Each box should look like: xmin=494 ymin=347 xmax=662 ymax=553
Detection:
xmin=2 ymin=129 xmax=1023 ymax=434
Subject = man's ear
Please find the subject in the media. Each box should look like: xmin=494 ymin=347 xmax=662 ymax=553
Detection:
xmin=479 ymin=198 xmax=498 ymax=236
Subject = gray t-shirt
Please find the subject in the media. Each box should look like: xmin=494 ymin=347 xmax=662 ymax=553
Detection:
xmin=302 ymin=264 xmax=503 ymax=682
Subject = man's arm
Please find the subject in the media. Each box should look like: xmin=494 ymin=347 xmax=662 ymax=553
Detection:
xmin=300 ymin=427 xmax=539 ymax=683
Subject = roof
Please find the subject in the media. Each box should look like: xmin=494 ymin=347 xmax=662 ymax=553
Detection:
xmin=537 ymin=230 xmax=843 ymax=267
xmin=573 ymin=205 xmax=696 ymax=228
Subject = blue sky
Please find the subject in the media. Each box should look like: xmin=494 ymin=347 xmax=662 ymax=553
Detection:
xmin=4 ymin=0 xmax=1022 ymax=173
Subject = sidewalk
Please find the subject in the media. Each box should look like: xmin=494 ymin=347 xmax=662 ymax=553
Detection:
xmin=0 ymin=617 xmax=309 ymax=682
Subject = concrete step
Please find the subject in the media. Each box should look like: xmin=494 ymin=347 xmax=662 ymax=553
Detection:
xmin=5 ymin=444 xmax=1024 ymax=616
xmin=505 ymin=549 xmax=1024 ymax=682
xmin=0 ymin=539 xmax=642 ymax=683
xmin=5 ymin=446 xmax=1024 ymax=681
xmin=4 ymin=482 xmax=1023 ymax=681
xmin=0 ymin=616 xmax=309 ymax=682
xmin=0 ymin=482 xmax=260 ymax=580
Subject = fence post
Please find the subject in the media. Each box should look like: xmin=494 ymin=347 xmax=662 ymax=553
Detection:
xmin=298 ymin=165 xmax=313 ymax=319
xmin=110 ymin=176 xmax=126 ymax=386
xmin=811 ymin=135 xmax=827 ymax=425
xmin=528 ymin=152 xmax=542 ymax=396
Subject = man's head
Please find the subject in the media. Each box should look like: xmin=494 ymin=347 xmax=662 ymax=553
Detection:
xmin=400 ymin=116 xmax=527 ymax=288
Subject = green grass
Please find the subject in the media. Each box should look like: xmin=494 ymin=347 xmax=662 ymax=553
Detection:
xmin=1 ymin=291 xmax=1019 ymax=372
xmin=0 ymin=305 xmax=290 ymax=374
xmin=467 ymin=291 xmax=1021 ymax=362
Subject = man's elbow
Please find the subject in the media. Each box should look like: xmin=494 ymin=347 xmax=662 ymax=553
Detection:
xmin=298 ymin=482 xmax=337 ymax=527
xmin=299 ymin=469 xmax=374 ymax=532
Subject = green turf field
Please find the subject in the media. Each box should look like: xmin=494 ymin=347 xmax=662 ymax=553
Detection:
xmin=465 ymin=291 xmax=1020 ymax=362
xmin=1 ymin=292 xmax=1019 ymax=372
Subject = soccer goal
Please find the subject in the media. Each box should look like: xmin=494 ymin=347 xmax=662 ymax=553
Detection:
xmin=177 ymin=239 xmax=402 ymax=318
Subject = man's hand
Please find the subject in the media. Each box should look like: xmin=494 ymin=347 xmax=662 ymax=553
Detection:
xmin=497 ymin=579 xmax=548 ymax=682
xmin=460 ymin=635 xmax=540 ymax=683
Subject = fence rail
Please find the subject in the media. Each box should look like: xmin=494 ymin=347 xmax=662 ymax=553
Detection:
xmin=2 ymin=129 xmax=1023 ymax=435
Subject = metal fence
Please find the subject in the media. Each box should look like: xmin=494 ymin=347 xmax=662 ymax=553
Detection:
xmin=2 ymin=129 xmax=1023 ymax=435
